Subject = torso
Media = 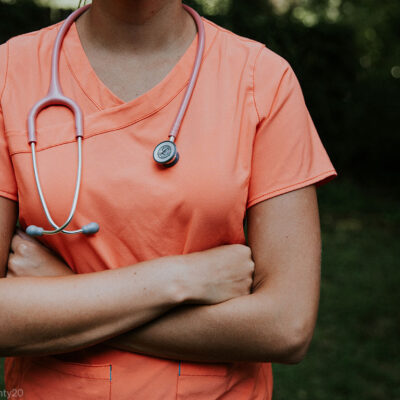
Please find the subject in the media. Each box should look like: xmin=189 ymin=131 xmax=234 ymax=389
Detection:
xmin=1 ymin=17 xmax=278 ymax=399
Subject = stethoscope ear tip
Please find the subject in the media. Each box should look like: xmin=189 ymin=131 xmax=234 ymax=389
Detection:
xmin=26 ymin=225 xmax=44 ymax=236
xmin=82 ymin=222 xmax=100 ymax=235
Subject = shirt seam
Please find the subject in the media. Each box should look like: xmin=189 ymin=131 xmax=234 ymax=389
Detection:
xmin=264 ymin=63 xmax=290 ymax=122
xmin=6 ymin=80 xmax=195 ymax=155
xmin=0 ymin=42 xmax=18 ymax=202
xmin=203 ymin=18 xmax=263 ymax=46
xmin=252 ymin=45 xmax=265 ymax=124
xmin=6 ymin=28 xmax=219 ymax=155
xmin=247 ymin=169 xmax=337 ymax=206
xmin=1 ymin=23 xmax=61 ymax=104
xmin=0 ymin=41 xmax=10 ymax=103
xmin=176 ymin=373 xmax=228 ymax=377
xmin=8 ymin=22 xmax=60 ymax=41
xmin=64 ymin=18 xmax=219 ymax=112
xmin=0 ymin=189 xmax=18 ymax=201
xmin=63 ymin=46 xmax=103 ymax=111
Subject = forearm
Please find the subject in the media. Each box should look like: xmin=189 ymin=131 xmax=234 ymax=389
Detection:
xmin=0 ymin=255 xmax=186 ymax=357
xmin=105 ymin=186 xmax=322 ymax=364
xmin=6 ymin=235 xmax=258 ymax=360
xmin=106 ymin=289 xmax=296 ymax=363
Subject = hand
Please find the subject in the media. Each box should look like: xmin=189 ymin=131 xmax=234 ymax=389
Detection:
xmin=183 ymin=244 xmax=255 ymax=305
xmin=7 ymin=228 xmax=74 ymax=278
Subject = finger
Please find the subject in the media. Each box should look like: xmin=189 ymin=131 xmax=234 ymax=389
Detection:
xmin=7 ymin=253 xmax=30 ymax=278
xmin=10 ymin=234 xmax=30 ymax=254
xmin=7 ymin=252 xmax=19 ymax=269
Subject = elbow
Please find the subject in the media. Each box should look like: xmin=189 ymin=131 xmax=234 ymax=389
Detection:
xmin=280 ymin=331 xmax=313 ymax=365
xmin=0 ymin=331 xmax=31 ymax=357
xmin=261 ymin=317 xmax=315 ymax=365
xmin=0 ymin=337 xmax=22 ymax=357
xmin=278 ymin=319 xmax=315 ymax=364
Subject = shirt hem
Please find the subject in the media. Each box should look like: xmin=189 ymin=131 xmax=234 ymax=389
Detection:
xmin=0 ymin=189 xmax=18 ymax=202
xmin=246 ymin=169 xmax=337 ymax=208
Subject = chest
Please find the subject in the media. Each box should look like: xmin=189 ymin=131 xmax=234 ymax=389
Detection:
xmin=9 ymin=107 xmax=252 ymax=268
xmin=89 ymin=53 xmax=186 ymax=103
xmin=3 ymin=46 xmax=259 ymax=267
xmin=78 ymin=36 xmax=192 ymax=104
xmin=14 ymin=107 xmax=249 ymax=224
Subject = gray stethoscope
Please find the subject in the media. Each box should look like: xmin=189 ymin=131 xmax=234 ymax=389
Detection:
xmin=25 ymin=4 xmax=205 ymax=237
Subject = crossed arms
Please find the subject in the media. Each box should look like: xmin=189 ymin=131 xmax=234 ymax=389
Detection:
xmin=0 ymin=184 xmax=321 ymax=364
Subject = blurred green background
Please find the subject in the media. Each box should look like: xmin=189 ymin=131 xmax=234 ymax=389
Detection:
xmin=0 ymin=0 xmax=399 ymax=398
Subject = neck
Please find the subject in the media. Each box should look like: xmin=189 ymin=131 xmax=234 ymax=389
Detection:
xmin=76 ymin=0 xmax=194 ymax=53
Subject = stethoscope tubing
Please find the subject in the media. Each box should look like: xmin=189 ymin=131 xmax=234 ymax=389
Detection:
xmin=29 ymin=138 xmax=84 ymax=235
xmin=168 ymin=4 xmax=205 ymax=141
xmin=26 ymin=3 xmax=205 ymax=236
xmin=26 ymin=5 xmax=92 ymax=236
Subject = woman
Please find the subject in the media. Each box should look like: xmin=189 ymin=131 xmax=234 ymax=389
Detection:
xmin=0 ymin=0 xmax=337 ymax=398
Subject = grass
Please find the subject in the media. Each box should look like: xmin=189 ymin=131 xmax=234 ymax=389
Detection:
xmin=1 ymin=177 xmax=398 ymax=398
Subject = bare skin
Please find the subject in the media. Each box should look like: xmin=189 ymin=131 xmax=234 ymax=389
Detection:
xmin=75 ymin=0 xmax=198 ymax=103
xmin=7 ymin=184 xmax=322 ymax=363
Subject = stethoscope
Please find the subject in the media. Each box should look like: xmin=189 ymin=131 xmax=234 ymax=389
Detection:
xmin=25 ymin=4 xmax=205 ymax=237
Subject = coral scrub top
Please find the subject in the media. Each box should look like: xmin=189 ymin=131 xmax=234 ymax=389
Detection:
xmin=0 ymin=10 xmax=337 ymax=400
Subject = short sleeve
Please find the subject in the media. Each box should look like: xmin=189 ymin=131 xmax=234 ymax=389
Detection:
xmin=0 ymin=42 xmax=18 ymax=202
xmin=247 ymin=48 xmax=337 ymax=209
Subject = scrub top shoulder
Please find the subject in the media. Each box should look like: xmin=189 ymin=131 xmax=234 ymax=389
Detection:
xmin=0 ymin=13 xmax=337 ymax=400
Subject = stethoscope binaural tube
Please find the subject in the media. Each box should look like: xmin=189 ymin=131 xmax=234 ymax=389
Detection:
xmin=26 ymin=4 xmax=98 ymax=237
xmin=25 ymin=3 xmax=205 ymax=236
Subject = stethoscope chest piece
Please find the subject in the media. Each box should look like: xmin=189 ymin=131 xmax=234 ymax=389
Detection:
xmin=153 ymin=141 xmax=180 ymax=167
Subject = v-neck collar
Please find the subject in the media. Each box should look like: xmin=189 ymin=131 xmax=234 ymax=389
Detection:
xmin=62 ymin=15 xmax=218 ymax=126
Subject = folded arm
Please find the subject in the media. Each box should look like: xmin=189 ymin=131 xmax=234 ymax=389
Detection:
xmin=0 ymin=202 xmax=209 ymax=357
xmin=0 ymin=204 xmax=184 ymax=358
xmin=15 ymin=185 xmax=322 ymax=364
xmin=105 ymin=185 xmax=321 ymax=364
xmin=2 ymin=197 xmax=254 ymax=358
